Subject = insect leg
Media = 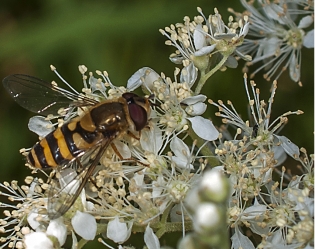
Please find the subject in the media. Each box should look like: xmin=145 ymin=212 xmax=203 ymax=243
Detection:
xmin=110 ymin=143 xmax=149 ymax=167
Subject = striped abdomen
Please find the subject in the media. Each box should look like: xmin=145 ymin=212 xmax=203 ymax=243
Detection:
xmin=27 ymin=120 xmax=98 ymax=169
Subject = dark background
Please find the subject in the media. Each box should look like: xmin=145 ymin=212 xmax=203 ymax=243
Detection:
xmin=0 ymin=1 xmax=313 ymax=248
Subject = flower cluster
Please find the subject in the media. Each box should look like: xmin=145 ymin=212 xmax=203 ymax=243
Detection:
xmin=0 ymin=3 xmax=313 ymax=249
xmin=209 ymin=75 xmax=314 ymax=248
xmin=0 ymin=63 xmax=219 ymax=249
xmin=160 ymin=7 xmax=251 ymax=93
xmin=229 ymin=0 xmax=314 ymax=84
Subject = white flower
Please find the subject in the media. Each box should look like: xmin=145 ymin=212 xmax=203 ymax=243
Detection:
xmin=181 ymin=94 xmax=207 ymax=116
xmin=0 ymin=179 xmax=48 ymax=249
xmin=24 ymin=232 xmax=54 ymax=249
xmin=209 ymin=75 xmax=303 ymax=155
xmin=127 ymin=67 xmax=160 ymax=91
xmin=187 ymin=116 xmax=219 ymax=141
xmin=231 ymin=226 xmax=255 ymax=249
xmin=71 ymin=211 xmax=97 ymax=240
xmin=24 ymin=218 xmax=67 ymax=249
xmin=28 ymin=116 xmax=54 ymax=137
xmin=170 ymin=136 xmax=194 ymax=169
xmin=128 ymin=67 xmax=219 ymax=140
xmin=144 ymin=225 xmax=160 ymax=249
xmin=46 ymin=218 xmax=67 ymax=246
xmin=231 ymin=0 xmax=314 ymax=83
xmin=160 ymin=7 xmax=250 ymax=73
xmin=106 ymin=216 xmax=132 ymax=244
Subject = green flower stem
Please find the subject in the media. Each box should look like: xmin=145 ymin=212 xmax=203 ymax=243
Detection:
xmin=187 ymin=128 xmax=220 ymax=167
xmin=77 ymin=238 xmax=89 ymax=249
xmin=94 ymin=204 xmax=192 ymax=239
xmin=155 ymin=221 xmax=193 ymax=238
xmin=195 ymin=54 xmax=229 ymax=94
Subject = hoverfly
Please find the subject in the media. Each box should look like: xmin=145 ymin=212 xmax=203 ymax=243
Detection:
xmin=2 ymin=73 xmax=151 ymax=219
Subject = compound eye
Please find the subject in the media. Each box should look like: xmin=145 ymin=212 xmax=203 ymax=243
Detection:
xmin=128 ymin=103 xmax=147 ymax=131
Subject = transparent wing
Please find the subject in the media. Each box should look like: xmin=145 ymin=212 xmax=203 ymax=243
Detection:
xmin=47 ymin=138 xmax=112 ymax=220
xmin=2 ymin=74 xmax=97 ymax=116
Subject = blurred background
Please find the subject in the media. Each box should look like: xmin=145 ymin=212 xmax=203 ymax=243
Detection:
xmin=0 ymin=0 xmax=313 ymax=248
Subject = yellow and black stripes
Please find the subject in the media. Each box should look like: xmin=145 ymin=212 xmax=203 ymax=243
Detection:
xmin=27 ymin=120 xmax=97 ymax=169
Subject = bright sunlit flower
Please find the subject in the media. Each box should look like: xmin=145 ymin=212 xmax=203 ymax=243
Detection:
xmin=0 ymin=2 xmax=313 ymax=249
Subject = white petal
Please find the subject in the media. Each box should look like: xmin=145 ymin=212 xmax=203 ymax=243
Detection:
xmin=24 ymin=232 xmax=54 ymax=249
xmin=187 ymin=116 xmax=219 ymax=141
xmin=27 ymin=212 xmax=41 ymax=231
xmin=113 ymin=140 xmax=131 ymax=159
xmin=75 ymin=188 xmax=86 ymax=212
xmin=242 ymin=199 xmax=266 ymax=220
xmin=275 ymin=135 xmax=300 ymax=158
xmin=170 ymin=136 xmax=190 ymax=159
xmin=194 ymin=44 xmax=216 ymax=56
xmin=169 ymin=55 xmax=184 ymax=64
xmin=185 ymin=102 xmax=207 ymax=115
xmin=181 ymin=95 xmax=207 ymax=105
xmin=231 ymin=226 xmax=255 ymax=249
xmin=262 ymin=37 xmax=280 ymax=56
xmin=85 ymin=201 xmax=95 ymax=211
xmin=107 ymin=217 xmax=132 ymax=244
xmin=140 ymin=123 xmax=162 ymax=154
xmin=127 ymin=67 xmax=159 ymax=91
xmin=303 ymin=29 xmax=314 ymax=48
xmin=127 ymin=67 xmax=149 ymax=90
xmin=142 ymin=69 xmax=160 ymax=91
xmin=180 ymin=63 xmax=198 ymax=86
xmin=224 ymin=56 xmax=238 ymax=68
xmin=193 ymin=25 xmax=206 ymax=50
xmin=28 ymin=116 xmax=54 ymax=137
xmin=272 ymin=143 xmax=287 ymax=166
xmin=71 ymin=231 xmax=78 ymax=249
xmin=170 ymin=203 xmax=184 ymax=222
xmin=171 ymin=156 xmax=193 ymax=169
xmin=152 ymin=176 xmax=166 ymax=198
xmin=71 ymin=211 xmax=97 ymax=240
xmin=268 ymin=229 xmax=286 ymax=246
xmin=133 ymin=172 xmax=144 ymax=187
xmin=241 ymin=22 xmax=249 ymax=36
xmin=46 ymin=218 xmax=67 ymax=246
xmin=144 ymin=225 xmax=160 ymax=249
xmin=289 ymin=54 xmax=300 ymax=82
xmin=298 ymin=15 xmax=313 ymax=29
xmin=89 ymin=75 xmax=102 ymax=93
xmin=263 ymin=3 xmax=284 ymax=23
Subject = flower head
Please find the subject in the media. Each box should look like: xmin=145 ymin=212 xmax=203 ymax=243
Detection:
xmin=128 ymin=67 xmax=219 ymax=141
xmin=160 ymin=7 xmax=251 ymax=78
xmin=1 ymin=64 xmax=219 ymax=248
xmin=208 ymin=74 xmax=313 ymax=248
xmin=230 ymin=0 xmax=314 ymax=84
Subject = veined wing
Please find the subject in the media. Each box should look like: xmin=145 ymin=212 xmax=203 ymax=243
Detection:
xmin=2 ymin=74 xmax=98 ymax=116
xmin=47 ymin=138 xmax=112 ymax=220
